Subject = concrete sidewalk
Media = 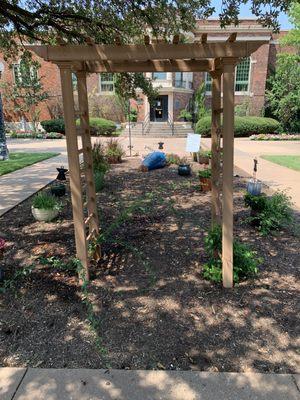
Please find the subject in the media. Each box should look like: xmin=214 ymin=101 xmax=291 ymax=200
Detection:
xmin=1 ymin=368 xmax=299 ymax=400
xmin=202 ymin=138 xmax=300 ymax=210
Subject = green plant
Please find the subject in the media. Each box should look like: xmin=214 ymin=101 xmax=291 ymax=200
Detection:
xmin=195 ymin=116 xmax=280 ymax=137
xmin=266 ymin=53 xmax=300 ymax=133
xmin=179 ymin=109 xmax=192 ymax=121
xmin=45 ymin=132 xmax=64 ymax=139
xmin=76 ymin=117 xmax=117 ymax=136
xmin=32 ymin=192 xmax=61 ymax=210
xmin=244 ymin=192 xmax=293 ymax=235
xmin=178 ymin=156 xmax=189 ymax=165
xmin=235 ymin=98 xmax=251 ymax=116
xmin=94 ymin=170 xmax=105 ymax=192
xmin=92 ymin=141 xmax=109 ymax=173
xmin=198 ymin=168 xmax=211 ymax=178
xmin=166 ymin=153 xmax=181 ymax=165
xmin=194 ymin=82 xmax=207 ymax=121
xmin=126 ymin=108 xmax=138 ymax=122
xmin=203 ymin=225 xmax=260 ymax=283
xmin=105 ymin=138 xmax=125 ymax=163
xmin=41 ymin=118 xmax=65 ymax=133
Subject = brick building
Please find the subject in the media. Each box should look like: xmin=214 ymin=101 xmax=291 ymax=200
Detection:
xmin=0 ymin=19 xmax=291 ymax=130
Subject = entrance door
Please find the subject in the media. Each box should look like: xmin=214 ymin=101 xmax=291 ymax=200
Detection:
xmin=150 ymin=95 xmax=168 ymax=122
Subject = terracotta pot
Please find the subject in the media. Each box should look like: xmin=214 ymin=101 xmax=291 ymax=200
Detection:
xmin=31 ymin=206 xmax=59 ymax=222
xmin=107 ymin=156 xmax=122 ymax=164
xmin=198 ymin=155 xmax=210 ymax=165
xmin=199 ymin=177 xmax=212 ymax=192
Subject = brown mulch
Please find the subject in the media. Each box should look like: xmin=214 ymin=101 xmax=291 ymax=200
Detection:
xmin=0 ymin=158 xmax=299 ymax=373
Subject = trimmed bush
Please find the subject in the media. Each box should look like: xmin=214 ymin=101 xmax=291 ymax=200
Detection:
xmin=41 ymin=118 xmax=65 ymax=134
xmin=76 ymin=117 xmax=117 ymax=136
xmin=195 ymin=116 xmax=280 ymax=137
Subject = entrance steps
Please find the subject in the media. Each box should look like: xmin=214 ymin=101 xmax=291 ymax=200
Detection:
xmin=121 ymin=122 xmax=193 ymax=138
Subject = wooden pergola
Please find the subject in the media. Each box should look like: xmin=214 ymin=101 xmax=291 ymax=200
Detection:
xmin=27 ymin=34 xmax=267 ymax=288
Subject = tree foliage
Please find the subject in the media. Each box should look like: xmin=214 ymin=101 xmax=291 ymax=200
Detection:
xmin=280 ymin=1 xmax=300 ymax=48
xmin=1 ymin=58 xmax=49 ymax=133
xmin=266 ymin=53 xmax=300 ymax=132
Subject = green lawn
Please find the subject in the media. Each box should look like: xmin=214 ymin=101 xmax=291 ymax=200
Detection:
xmin=0 ymin=152 xmax=60 ymax=176
xmin=261 ymin=155 xmax=300 ymax=171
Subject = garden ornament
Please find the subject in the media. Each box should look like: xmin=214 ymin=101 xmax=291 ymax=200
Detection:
xmin=158 ymin=142 xmax=164 ymax=150
xmin=247 ymin=157 xmax=262 ymax=196
xmin=56 ymin=166 xmax=68 ymax=181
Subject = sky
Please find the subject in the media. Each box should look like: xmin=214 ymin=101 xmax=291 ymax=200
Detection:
xmin=210 ymin=1 xmax=292 ymax=30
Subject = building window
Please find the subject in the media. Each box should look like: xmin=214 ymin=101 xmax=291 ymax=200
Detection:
xmin=235 ymin=57 xmax=250 ymax=92
xmin=205 ymin=73 xmax=212 ymax=92
xmin=13 ymin=61 xmax=38 ymax=86
xmin=152 ymin=72 xmax=167 ymax=80
xmin=174 ymin=72 xmax=186 ymax=88
xmin=205 ymin=57 xmax=251 ymax=93
xmin=99 ymin=73 xmax=114 ymax=92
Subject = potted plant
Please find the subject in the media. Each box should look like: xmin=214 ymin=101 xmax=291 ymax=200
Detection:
xmin=178 ymin=157 xmax=191 ymax=176
xmin=197 ymin=150 xmax=211 ymax=165
xmin=51 ymin=183 xmax=66 ymax=197
xmin=32 ymin=192 xmax=61 ymax=222
xmin=105 ymin=139 xmax=125 ymax=164
xmin=198 ymin=168 xmax=212 ymax=191
xmin=179 ymin=109 xmax=192 ymax=122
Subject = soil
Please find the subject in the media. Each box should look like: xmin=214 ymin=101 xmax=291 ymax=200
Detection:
xmin=0 ymin=158 xmax=299 ymax=373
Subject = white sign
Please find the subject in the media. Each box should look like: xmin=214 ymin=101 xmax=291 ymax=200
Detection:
xmin=186 ymin=133 xmax=201 ymax=153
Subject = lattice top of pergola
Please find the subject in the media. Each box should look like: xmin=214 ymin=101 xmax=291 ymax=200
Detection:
xmin=27 ymin=33 xmax=269 ymax=73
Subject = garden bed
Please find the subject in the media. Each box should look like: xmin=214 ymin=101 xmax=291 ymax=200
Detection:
xmin=0 ymin=159 xmax=299 ymax=373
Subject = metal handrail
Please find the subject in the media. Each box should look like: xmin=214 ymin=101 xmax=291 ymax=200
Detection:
xmin=142 ymin=112 xmax=150 ymax=135
xmin=167 ymin=112 xmax=174 ymax=136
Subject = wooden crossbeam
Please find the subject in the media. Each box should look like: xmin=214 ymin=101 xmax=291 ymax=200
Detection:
xmin=84 ymin=59 xmax=210 ymax=73
xmin=227 ymin=33 xmax=237 ymax=42
xmin=201 ymin=33 xmax=207 ymax=44
xmin=27 ymin=41 xmax=268 ymax=63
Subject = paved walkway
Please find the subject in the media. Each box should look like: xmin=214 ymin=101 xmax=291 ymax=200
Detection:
xmin=1 ymin=368 xmax=299 ymax=400
xmin=1 ymin=137 xmax=300 ymax=217
xmin=202 ymin=138 xmax=300 ymax=210
xmin=0 ymin=139 xmax=68 ymax=216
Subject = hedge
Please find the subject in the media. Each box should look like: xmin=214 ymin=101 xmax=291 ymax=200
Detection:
xmin=41 ymin=118 xmax=65 ymax=134
xmin=195 ymin=116 xmax=281 ymax=137
xmin=76 ymin=117 xmax=117 ymax=136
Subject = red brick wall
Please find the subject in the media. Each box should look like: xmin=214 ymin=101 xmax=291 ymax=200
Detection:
xmin=0 ymin=53 xmax=62 ymax=122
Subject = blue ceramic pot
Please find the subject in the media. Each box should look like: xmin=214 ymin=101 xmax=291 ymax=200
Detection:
xmin=178 ymin=164 xmax=191 ymax=176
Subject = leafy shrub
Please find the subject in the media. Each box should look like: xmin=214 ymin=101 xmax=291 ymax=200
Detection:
xmin=94 ymin=170 xmax=105 ymax=192
xmin=244 ymin=192 xmax=293 ymax=235
xmin=41 ymin=118 xmax=65 ymax=134
xmin=45 ymin=132 xmax=64 ymax=139
xmin=179 ymin=109 xmax=193 ymax=121
xmin=203 ymin=225 xmax=260 ymax=283
xmin=32 ymin=192 xmax=61 ymax=210
xmin=126 ymin=108 xmax=138 ymax=122
xmin=250 ymin=133 xmax=300 ymax=141
xmin=166 ymin=153 xmax=181 ymax=165
xmin=92 ymin=141 xmax=109 ymax=173
xmin=76 ymin=117 xmax=117 ymax=136
xmin=195 ymin=116 xmax=280 ymax=137
xmin=105 ymin=139 xmax=125 ymax=163
xmin=198 ymin=168 xmax=211 ymax=178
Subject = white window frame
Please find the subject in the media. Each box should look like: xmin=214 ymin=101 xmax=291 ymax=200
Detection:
xmin=99 ymin=73 xmax=115 ymax=93
xmin=204 ymin=57 xmax=252 ymax=96
xmin=12 ymin=61 xmax=38 ymax=86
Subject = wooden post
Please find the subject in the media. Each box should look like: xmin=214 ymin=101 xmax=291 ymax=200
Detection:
xmin=222 ymin=59 xmax=236 ymax=288
xmin=76 ymin=71 xmax=100 ymax=252
xmin=210 ymin=71 xmax=222 ymax=226
xmin=59 ymin=64 xmax=89 ymax=280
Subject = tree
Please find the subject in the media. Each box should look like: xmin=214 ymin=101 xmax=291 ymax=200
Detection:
xmin=266 ymin=53 xmax=300 ymax=132
xmin=280 ymin=1 xmax=300 ymax=48
xmin=0 ymin=93 xmax=9 ymax=160
xmin=1 ymin=58 xmax=49 ymax=134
